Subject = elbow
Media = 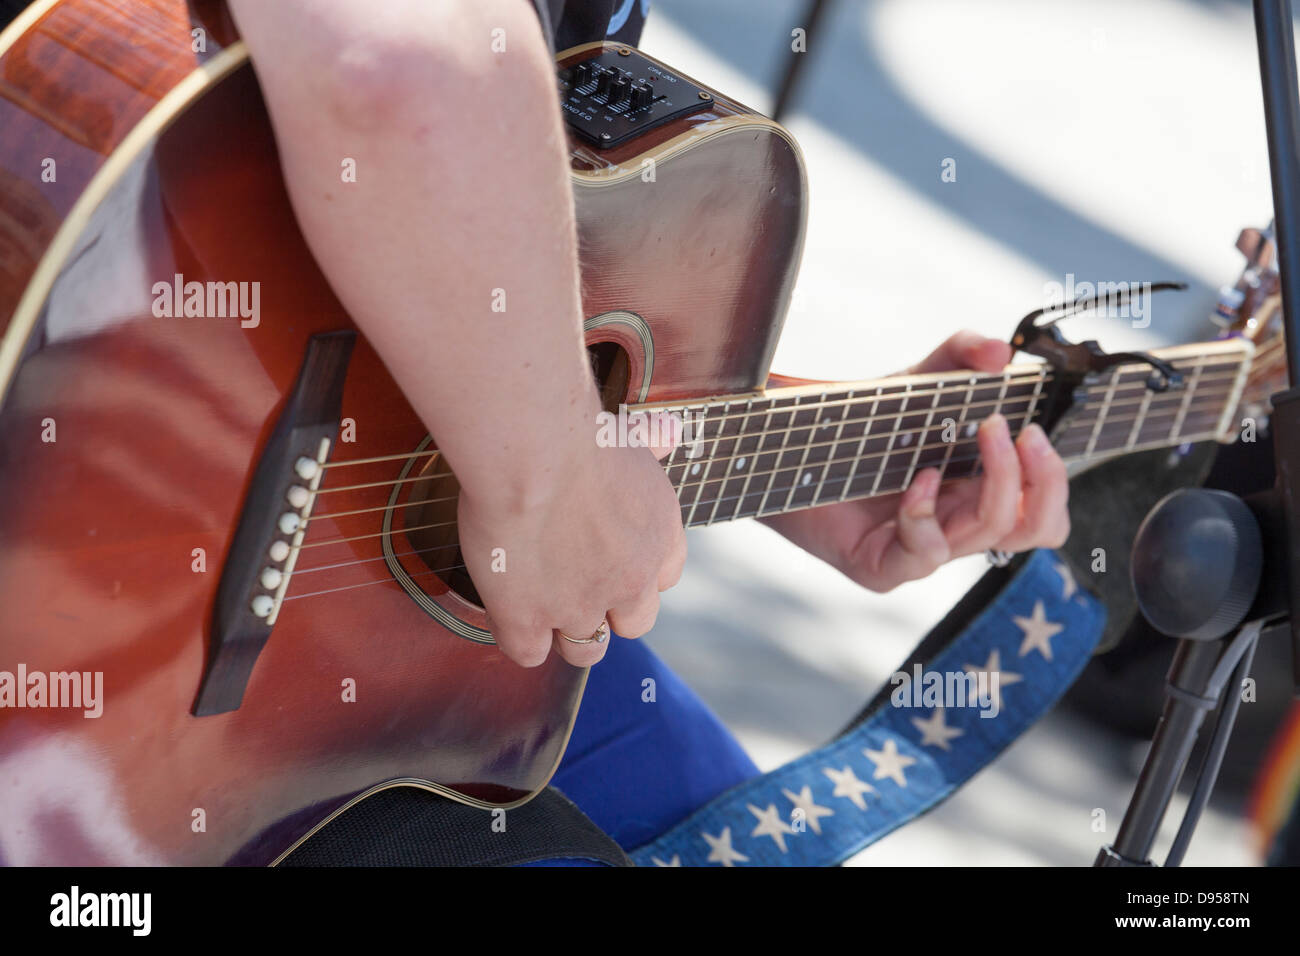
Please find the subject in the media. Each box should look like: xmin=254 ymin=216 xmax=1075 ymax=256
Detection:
xmin=311 ymin=3 xmax=555 ymax=134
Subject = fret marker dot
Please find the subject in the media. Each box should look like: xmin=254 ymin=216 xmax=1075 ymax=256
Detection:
xmin=736 ymin=457 xmax=747 ymax=470
xmin=899 ymin=433 xmax=913 ymax=447
xmin=801 ymin=472 xmax=812 ymax=487
xmin=691 ymin=463 xmax=701 ymax=476
xmin=966 ymin=423 xmax=978 ymax=438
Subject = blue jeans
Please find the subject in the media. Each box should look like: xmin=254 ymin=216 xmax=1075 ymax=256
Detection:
xmin=531 ymin=632 xmax=760 ymax=864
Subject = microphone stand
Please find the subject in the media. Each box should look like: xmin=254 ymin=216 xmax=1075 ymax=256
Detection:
xmin=1095 ymin=0 xmax=1300 ymax=866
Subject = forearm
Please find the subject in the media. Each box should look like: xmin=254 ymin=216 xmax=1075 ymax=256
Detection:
xmin=228 ymin=0 xmax=598 ymax=510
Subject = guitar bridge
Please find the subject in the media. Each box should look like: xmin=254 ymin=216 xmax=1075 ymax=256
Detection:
xmin=192 ymin=332 xmax=355 ymax=717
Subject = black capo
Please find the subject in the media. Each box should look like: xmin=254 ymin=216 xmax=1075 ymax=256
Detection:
xmin=1010 ymin=281 xmax=1188 ymax=435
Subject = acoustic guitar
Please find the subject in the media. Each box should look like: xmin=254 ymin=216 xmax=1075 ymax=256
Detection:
xmin=0 ymin=0 xmax=1279 ymax=864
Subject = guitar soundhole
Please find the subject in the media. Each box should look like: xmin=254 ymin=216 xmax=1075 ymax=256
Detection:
xmin=401 ymin=342 xmax=630 ymax=606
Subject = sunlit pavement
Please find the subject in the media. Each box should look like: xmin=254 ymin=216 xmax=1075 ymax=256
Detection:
xmin=637 ymin=0 xmax=1272 ymax=865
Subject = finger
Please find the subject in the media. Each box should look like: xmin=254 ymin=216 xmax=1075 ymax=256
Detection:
xmin=909 ymin=330 xmax=1012 ymax=375
xmin=944 ymin=413 xmax=1021 ymax=555
xmin=995 ymin=423 xmax=1071 ymax=551
xmin=658 ymin=524 xmax=687 ymax=591
xmin=608 ymin=585 xmax=661 ymax=639
xmin=552 ymin=616 xmax=612 ymax=667
xmin=874 ymin=468 xmax=951 ymax=587
xmin=489 ymin=615 xmax=553 ymax=669
xmin=636 ymin=410 xmax=683 ymax=461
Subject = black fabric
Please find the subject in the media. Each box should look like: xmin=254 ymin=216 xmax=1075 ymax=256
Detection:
xmin=533 ymin=0 xmax=647 ymax=54
xmin=279 ymin=786 xmax=633 ymax=867
xmin=0 ymin=0 xmax=29 ymax=31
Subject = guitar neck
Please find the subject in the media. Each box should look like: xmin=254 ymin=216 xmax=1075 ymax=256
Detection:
xmin=647 ymin=337 xmax=1255 ymax=529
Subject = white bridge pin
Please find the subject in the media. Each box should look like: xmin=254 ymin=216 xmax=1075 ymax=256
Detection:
xmin=250 ymin=595 xmax=274 ymax=618
xmin=286 ymin=485 xmax=310 ymax=509
xmin=268 ymin=540 xmax=290 ymax=563
xmin=260 ymin=567 xmax=283 ymax=590
xmin=278 ymin=512 xmax=300 ymax=535
xmin=294 ymin=456 xmax=319 ymax=480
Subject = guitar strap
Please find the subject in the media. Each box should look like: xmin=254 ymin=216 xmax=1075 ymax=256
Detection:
xmin=628 ymin=548 xmax=1106 ymax=866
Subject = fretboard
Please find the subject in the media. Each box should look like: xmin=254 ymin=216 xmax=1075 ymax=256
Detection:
xmin=652 ymin=338 xmax=1254 ymax=529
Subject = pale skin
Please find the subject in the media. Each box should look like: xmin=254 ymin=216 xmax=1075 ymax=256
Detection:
xmin=228 ymin=0 xmax=1069 ymax=668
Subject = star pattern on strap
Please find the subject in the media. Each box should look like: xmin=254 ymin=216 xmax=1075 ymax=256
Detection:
xmin=1014 ymin=600 xmax=1064 ymax=661
xmin=782 ymin=785 xmax=834 ymax=835
xmin=912 ymin=706 xmax=964 ymax=750
xmin=635 ymin=553 xmax=1098 ymax=867
xmin=864 ymin=737 xmax=917 ymax=787
xmin=701 ymin=827 xmax=749 ymax=867
xmin=963 ymin=649 xmax=1023 ymax=712
xmin=823 ymin=764 xmax=875 ymax=810
xmin=748 ymin=802 xmax=796 ymax=852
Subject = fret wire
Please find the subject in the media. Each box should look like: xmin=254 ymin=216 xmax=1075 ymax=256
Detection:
xmin=755 ymin=396 xmax=798 ymax=517
xmin=868 ymin=381 xmax=911 ymax=499
xmin=1021 ymin=371 xmax=1046 ymax=435
xmin=706 ymin=396 xmax=754 ymax=526
xmin=673 ymin=385 xmax=1240 ymax=502
xmin=838 ymin=385 xmax=883 ymax=502
xmin=1083 ymin=367 xmax=1121 ymax=459
xmin=1054 ymin=385 xmax=1239 ymax=435
xmin=678 ymin=406 xmax=713 ymax=525
xmin=938 ymin=378 xmax=976 ymax=480
xmin=722 ymin=422 xmax=1231 ymax=523
xmin=1125 ymin=386 xmax=1155 ymax=450
xmin=655 ymin=362 xmax=1244 ymax=458
xmin=651 ymin=354 xmax=1242 ymax=433
xmin=902 ymin=382 xmax=942 ymax=492
xmin=1169 ymin=356 xmax=1204 ymax=443
xmin=778 ymin=392 xmax=825 ymax=515
xmin=811 ymin=388 xmax=855 ymax=507
xmin=972 ymin=369 xmax=1012 ymax=482
xmin=730 ymin=396 xmax=770 ymax=523
xmin=685 ymin=402 xmax=730 ymax=527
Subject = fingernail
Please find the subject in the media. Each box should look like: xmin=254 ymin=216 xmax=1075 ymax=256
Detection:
xmin=984 ymin=413 xmax=1008 ymax=438
xmin=1023 ymin=423 xmax=1051 ymax=455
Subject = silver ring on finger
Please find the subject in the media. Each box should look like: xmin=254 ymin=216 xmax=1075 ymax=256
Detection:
xmin=986 ymin=548 xmax=1016 ymax=568
xmin=558 ymin=621 xmax=610 ymax=645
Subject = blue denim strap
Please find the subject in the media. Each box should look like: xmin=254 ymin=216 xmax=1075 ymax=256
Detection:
xmin=630 ymin=548 xmax=1106 ymax=867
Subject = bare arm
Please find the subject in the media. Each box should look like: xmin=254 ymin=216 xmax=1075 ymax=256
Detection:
xmin=228 ymin=0 xmax=686 ymax=666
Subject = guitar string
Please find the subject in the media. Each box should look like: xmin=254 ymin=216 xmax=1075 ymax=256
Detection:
xmin=264 ymin=344 xmax=1264 ymax=600
xmin=308 ymin=366 xmax=1242 ymax=500
xmin=286 ymin=418 xmax=1234 ymax=589
xmin=300 ymin=380 xmax=1239 ymax=534
xmin=290 ymin=399 xmax=1234 ymax=562
xmin=300 ymin=386 xmax=1234 ymax=529
xmin=295 ymin=385 xmax=1239 ymax=561
xmin=312 ymin=358 xmax=1244 ymax=474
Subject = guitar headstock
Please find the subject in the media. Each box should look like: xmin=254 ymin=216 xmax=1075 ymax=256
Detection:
xmin=1218 ymin=224 xmax=1289 ymax=424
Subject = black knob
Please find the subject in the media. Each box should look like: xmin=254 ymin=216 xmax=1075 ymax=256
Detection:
xmin=595 ymin=68 xmax=614 ymax=95
xmin=609 ymin=77 xmax=630 ymax=103
xmin=630 ymin=83 xmax=652 ymax=109
xmin=1131 ymin=489 xmax=1263 ymax=640
xmin=574 ymin=62 xmax=593 ymax=86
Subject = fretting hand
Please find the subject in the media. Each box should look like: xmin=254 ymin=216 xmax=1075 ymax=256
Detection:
xmin=760 ymin=331 xmax=1070 ymax=593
